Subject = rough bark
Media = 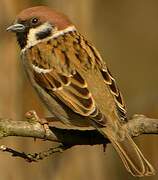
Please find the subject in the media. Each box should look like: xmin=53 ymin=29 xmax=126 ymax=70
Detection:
xmin=0 ymin=114 xmax=157 ymax=146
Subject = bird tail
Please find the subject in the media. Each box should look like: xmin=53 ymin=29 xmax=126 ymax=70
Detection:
xmin=97 ymin=126 xmax=155 ymax=177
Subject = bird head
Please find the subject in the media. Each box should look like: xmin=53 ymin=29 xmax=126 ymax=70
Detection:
xmin=7 ymin=6 xmax=76 ymax=49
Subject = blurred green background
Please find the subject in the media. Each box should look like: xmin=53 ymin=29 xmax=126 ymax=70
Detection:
xmin=0 ymin=0 xmax=158 ymax=179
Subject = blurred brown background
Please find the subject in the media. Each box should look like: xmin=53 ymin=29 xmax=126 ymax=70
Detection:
xmin=0 ymin=0 xmax=158 ymax=179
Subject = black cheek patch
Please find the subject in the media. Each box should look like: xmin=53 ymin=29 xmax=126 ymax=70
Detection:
xmin=36 ymin=28 xmax=52 ymax=40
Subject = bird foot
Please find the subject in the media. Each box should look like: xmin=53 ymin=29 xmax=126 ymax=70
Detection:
xmin=103 ymin=144 xmax=107 ymax=152
xmin=25 ymin=110 xmax=50 ymax=139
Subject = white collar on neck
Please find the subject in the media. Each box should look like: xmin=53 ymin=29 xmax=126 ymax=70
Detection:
xmin=21 ymin=25 xmax=76 ymax=52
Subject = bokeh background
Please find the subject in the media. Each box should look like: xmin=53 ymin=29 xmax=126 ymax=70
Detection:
xmin=0 ymin=0 xmax=158 ymax=179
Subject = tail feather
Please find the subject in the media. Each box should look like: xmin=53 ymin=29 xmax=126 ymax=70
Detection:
xmin=98 ymin=127 xmax=155 ymax=177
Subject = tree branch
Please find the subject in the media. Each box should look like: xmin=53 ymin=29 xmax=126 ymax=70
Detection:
xmin=0 ymin=114 xmax=157 ymax=161
xmin=125 ymin=114 xmax=158 ymax=136
xmin=0 ymin=114 xmax=157 ymax=145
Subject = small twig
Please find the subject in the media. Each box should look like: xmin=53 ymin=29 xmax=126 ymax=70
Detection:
xmin=0 ymin=144 xmax=70 ymax=162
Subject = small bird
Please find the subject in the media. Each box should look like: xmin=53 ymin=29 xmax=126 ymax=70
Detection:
xmin=7 ymin=6 xmax=155 ymax=176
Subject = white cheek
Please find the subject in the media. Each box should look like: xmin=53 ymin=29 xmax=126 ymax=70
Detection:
xmin=27 ymin=23 xmax=52 ymax=47
xmin=27 ymin=28 xmax=37 ymax=47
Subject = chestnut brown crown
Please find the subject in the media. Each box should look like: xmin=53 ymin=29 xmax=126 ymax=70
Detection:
xmin=7 ymin=6 xmax=75 ymax=49
xmin=16 ymin=6 xmax=73 ymax=30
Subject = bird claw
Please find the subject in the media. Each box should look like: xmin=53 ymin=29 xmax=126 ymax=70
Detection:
xmin=103 ymin=144 xmax=106 ymax=152
xmin=25 ymin=110 xmax=50 ymax=139
xmin=25 ymin=110 xmax=40 ymax=121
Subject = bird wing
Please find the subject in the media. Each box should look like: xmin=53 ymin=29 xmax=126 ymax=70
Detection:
xmin=25 ymin=31 xmax=126 ymax=125
xmin=84 ymin=41 xmax=127 ymax=121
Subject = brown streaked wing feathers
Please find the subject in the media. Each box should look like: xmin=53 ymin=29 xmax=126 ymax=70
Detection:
xmin=85 ymin=40 xmax=127 ymax=121
xmin=100 ymin=68 xmax=127 ymax=120
xmin=34 ymin=69 xmax=103 ymax=118
xmin=30 ymin=38 xmax=105 ymax=124
xmin=30 ymin=31 xmax=125 ymax=124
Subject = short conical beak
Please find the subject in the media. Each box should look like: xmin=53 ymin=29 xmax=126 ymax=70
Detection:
xmin=6 ymin=23 xmax=25 ymax=32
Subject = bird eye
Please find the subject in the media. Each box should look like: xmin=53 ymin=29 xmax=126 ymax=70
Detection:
xmin=31 ymin=17 xmax=39 ymax=24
